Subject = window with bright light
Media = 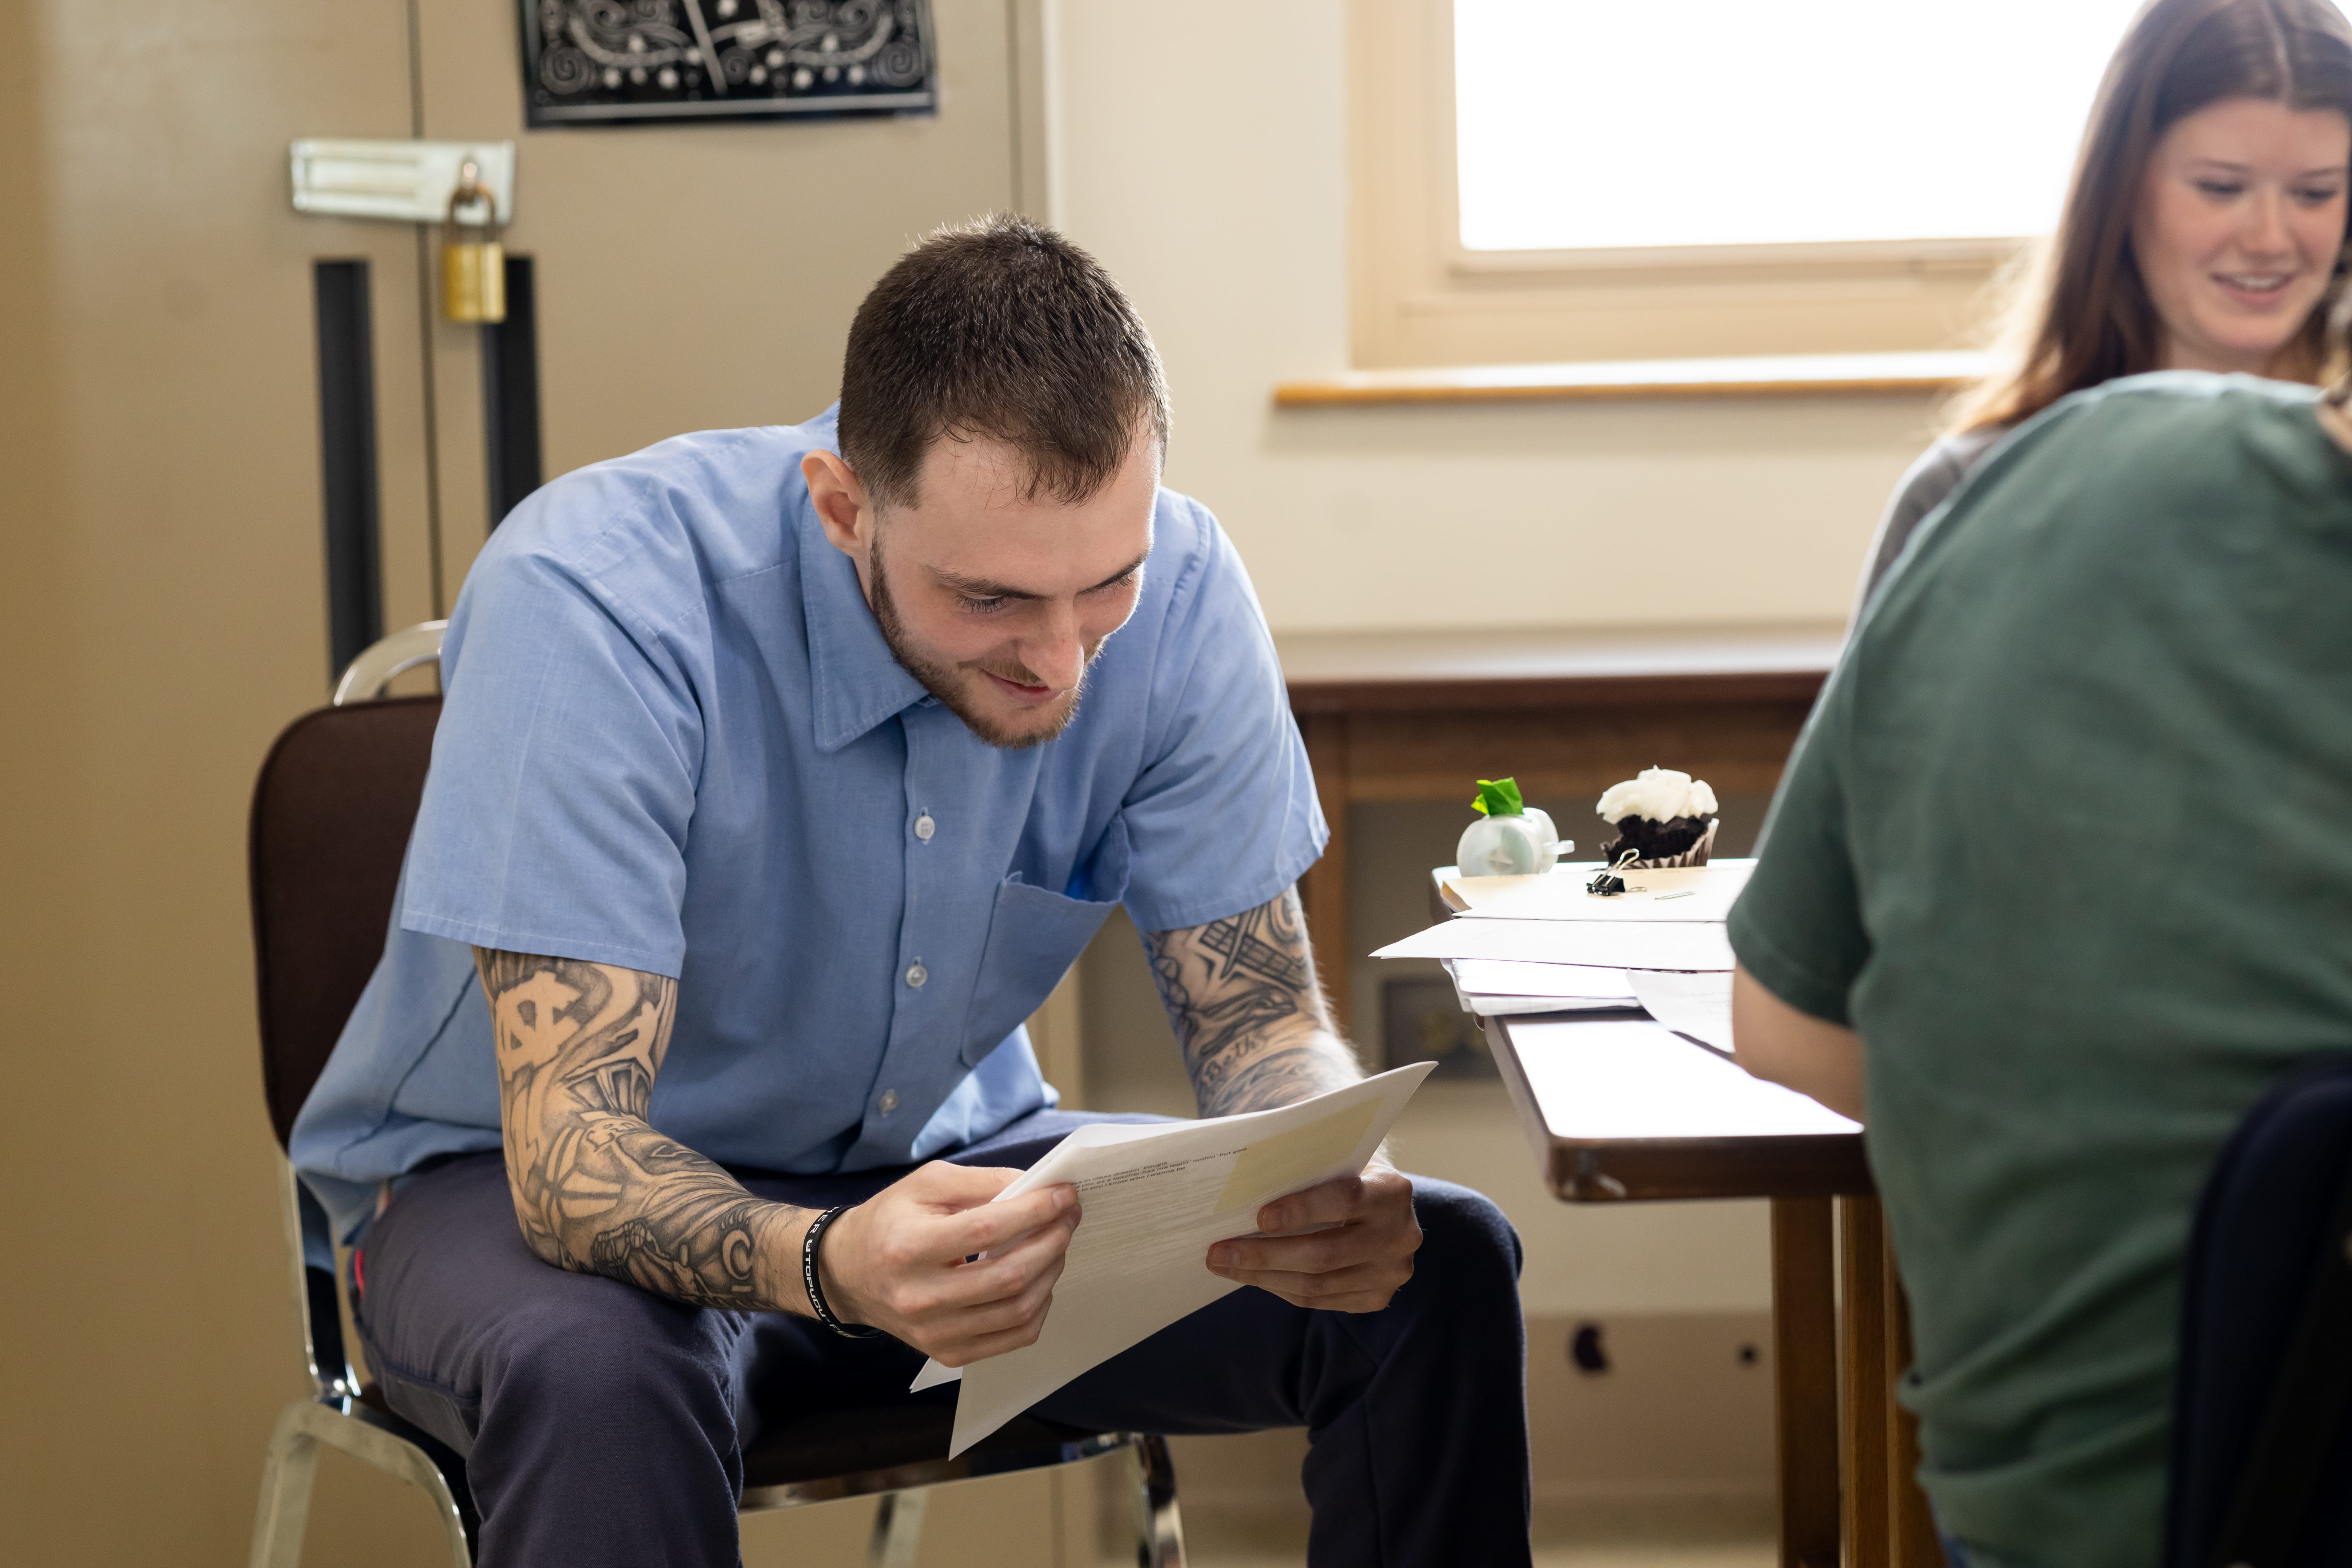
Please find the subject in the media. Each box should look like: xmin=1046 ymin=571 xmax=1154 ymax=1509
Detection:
xmin=1454 ymin=0 xmax=2149 ymax=256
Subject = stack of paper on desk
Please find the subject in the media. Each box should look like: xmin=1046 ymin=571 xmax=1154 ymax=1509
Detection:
xmin=1448 ymin=958 xmax=1636 ymax=997
xmin=912 ymin=1063 xmax=1434 ymax=1456
xmin=1375 ymin=917 xmax=1735 ymax=971
xmin=1381 ymin=860 xmax=1751 ymax=973
xmin=1444 ymin=958 xmax=1638 ymax=1016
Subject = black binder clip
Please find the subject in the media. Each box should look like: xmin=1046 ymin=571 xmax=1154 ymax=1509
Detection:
xmin=1586 ymin=848 xmax=1642 ymax=897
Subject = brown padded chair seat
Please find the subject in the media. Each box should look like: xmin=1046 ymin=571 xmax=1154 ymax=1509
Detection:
xmin=249 ymin=695 xmax=442 ymax=1148
xmin=742 ymin=1407 xmax=1107 ymax=1489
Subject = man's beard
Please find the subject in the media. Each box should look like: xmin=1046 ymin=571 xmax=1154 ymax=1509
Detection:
xmin=868 ymin=548 xmax=1094 ymax=750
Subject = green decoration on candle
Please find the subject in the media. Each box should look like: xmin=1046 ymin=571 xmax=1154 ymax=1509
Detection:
xmin=1471 ymin=777 xmax=1525 ymax=818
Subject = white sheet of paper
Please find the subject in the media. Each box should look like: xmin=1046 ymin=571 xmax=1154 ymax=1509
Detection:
xmin=1445 ymin=959 xmax=1638 ymax=1017
xmin=1454 ymin=992 xmax=1636 ymax=1017
xmin=1630 ymin=969 xmax=1736 ymax=1053
xmin=1374 ymin=917 xmax=1735 ymax=972
xmin=1453 ymin=861 xmax=1755 ymax=923
xmin=1446 ymin=960 xmax=1636 ymax=999
xmin=911 ymin=1063 xmax=1436 ymax=1456
xmin=1510 ymin=1017 xmax=1859 ymax=1139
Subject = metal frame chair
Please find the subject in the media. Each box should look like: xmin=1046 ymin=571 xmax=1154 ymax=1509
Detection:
xmin=248 ymin=623 xmax=1186 ymax=1568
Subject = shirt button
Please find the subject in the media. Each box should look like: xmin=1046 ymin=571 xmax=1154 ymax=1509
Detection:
xmin=877 ymin=1089 xmax=900 ymax=1114
xmin=914 ymin=813 xmax=935 ymax=841
xmin=905 ymin=961 xmax=928 ymax=989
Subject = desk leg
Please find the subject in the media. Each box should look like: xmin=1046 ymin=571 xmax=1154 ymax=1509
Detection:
xmin=1885 ymin=1240 xmax=1942 ymax=1564
xmin=1771 ymin=1197 xmax=1840 ymax=1568
xmin=1840 ymin=1196 xmax=1892 ymax=1567
xmin=1298 ymin=712 xmax=1352 ymax=1036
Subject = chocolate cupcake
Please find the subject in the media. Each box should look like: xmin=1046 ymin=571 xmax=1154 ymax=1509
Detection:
xmin=1596 ymin=768 xmax=1720 ymax=868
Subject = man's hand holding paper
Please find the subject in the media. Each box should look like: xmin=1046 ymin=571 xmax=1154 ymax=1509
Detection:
xmin=913 ymin=1064 xmax=1436 ymax=1455
xmin=820 ymin=1163 xmax=1083 ymax=1368
xmin=845 ymin=1116 xmax=1423 ymax=1371
xmin=1208 ymin=1163 xmax=1422 ymax=1313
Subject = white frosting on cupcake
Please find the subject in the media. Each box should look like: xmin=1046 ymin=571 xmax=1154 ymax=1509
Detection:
xmin=1596 ymin=767 xmax=1719 ymax=824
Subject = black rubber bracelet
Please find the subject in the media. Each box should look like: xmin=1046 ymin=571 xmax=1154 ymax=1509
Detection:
xmin=802 ymin=1204 xmax=882 ymax=1339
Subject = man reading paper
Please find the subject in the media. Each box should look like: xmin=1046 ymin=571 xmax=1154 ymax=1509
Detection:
xmin=291 ymin=216 xmax=1529 ymax=1567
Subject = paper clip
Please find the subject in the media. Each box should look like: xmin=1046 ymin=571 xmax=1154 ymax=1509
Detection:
xmin=1586 ymin=848 xmax=1642 ymax=897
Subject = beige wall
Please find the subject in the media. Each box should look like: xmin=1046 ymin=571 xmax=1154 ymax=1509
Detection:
xmin=1050 ymin=0 xmax=1942 ymax=636
xmin=4 ymin=5 xmax=435 ymax=1563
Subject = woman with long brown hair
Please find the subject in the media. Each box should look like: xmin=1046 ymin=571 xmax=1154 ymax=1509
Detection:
xmin=1858 ymin=0 xmax=2352 ymax=602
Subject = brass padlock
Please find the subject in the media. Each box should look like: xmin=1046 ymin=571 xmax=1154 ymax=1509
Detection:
xmin=441 ymin=164 xmax=505 ymax=324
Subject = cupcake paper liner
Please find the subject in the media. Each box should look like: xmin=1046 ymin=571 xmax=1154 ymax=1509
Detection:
xmin=1600 ymin=816 xmax=1718 ymax=871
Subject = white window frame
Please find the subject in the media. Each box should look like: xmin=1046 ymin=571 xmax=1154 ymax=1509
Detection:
xmin=1349 ymin=0 xmax=2026 ymax=370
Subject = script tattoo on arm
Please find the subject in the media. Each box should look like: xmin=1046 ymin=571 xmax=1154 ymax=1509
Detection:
xmin=477 ymin=950 xmax=808 ymax=1312
xmin=1142 ymin=888 xmax=1365 ymax=1118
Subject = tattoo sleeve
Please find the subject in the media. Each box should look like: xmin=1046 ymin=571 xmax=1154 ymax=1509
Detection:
xmin=476 ymin=949 xmax=808 ymax=1312
xmin=1141 ymin=888 xmax=1366 ymax=1118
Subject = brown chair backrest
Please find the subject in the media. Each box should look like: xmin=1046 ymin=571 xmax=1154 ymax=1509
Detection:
xmin=248 ymin=696 xmax=443 ymax=1148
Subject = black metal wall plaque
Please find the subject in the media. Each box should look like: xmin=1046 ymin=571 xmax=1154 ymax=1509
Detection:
xmin=523 ymin=0 xmax=935 ymax=126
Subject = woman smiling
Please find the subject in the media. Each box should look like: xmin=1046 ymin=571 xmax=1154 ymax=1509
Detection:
xmin=1857 ymin=0 xmax=2352 ymax=604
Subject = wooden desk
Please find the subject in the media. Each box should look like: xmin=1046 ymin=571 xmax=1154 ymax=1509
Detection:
xmin=1484 ymin=1010 xmax=1939 ymax=1568
xmin=1279 ymin=625 xmax=1838 ymax=1030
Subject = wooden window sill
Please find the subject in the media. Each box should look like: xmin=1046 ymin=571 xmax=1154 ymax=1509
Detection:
xmin=1273 ymin=349 xmax=1993 ymax=407
xmin=1275 ymin=623 xmax=1845 ymax=713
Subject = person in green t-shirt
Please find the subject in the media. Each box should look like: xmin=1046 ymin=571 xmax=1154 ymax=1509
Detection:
xmin=1727 ymin=370 xmax=2352 ymax=1568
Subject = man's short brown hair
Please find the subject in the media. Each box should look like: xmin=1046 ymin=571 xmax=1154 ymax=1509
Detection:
xmin=837 ymin=214 xmax=1170 ymax=510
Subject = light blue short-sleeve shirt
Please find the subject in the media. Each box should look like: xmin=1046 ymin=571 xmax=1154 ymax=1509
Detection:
xmin=291 ymin=408 xmax=1327 ymax=1240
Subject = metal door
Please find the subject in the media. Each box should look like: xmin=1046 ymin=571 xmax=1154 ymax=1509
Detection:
xmin=310 ymin=0 xmax=1036 ymax=664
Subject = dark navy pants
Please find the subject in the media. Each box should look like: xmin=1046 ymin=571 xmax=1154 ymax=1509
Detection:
xmin=353 ymin=1110 xmax=1532 ymax=1568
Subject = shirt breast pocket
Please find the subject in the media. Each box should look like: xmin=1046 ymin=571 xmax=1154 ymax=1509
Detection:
xmin=962 ymin=840 xmax=1129 ymax=1068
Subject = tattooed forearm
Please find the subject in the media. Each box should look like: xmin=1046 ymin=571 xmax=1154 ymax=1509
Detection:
xmin=1143 ymin=889 xmax=1363 ymax=1118
xmin=477 ymin=949 xmax=807 ymax=1312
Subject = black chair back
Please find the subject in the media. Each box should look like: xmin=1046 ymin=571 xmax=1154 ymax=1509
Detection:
xmin=2164 ymin=1053 xmax=2352 ymax=1568
xmin=247 ymin=696 xmax=442 ymax=1147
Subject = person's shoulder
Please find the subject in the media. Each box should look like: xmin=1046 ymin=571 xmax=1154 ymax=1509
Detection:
xmin=2039 ymin=368 xmax=2316 ymax=437
xmin=1897 ymin=372 xmax=2348 ymax=608
xmin=1137 ymin=484 xmax=1261 ymax=627
xmin=1935 ymin=422 xmax=2006 ymax=473
xmin=1145 ymin=483 xmax=1221 ymax=561
xmin=2016 ymin=372 xmax=2328 ymax=492
xmin=1857 ymin=425 xmax=2007 ymax=599
xmin=1883 ymin=425 xmax=2003 ymax=523
xmin=1089 ymin=486 xmax=1277 ymax=715
xmin=1891 ymin=421 xmax=1985 ymax=493
xmin=479 ymin=413 xmax=837 ymax=593
xmin=1922 ymin=422 xmax=2005 ymax=472
xmin=1910 ymin=421 xmax=2004 ymax=486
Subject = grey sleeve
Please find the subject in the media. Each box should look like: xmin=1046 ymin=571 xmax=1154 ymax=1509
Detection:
xmin=1852 ymin=428 xmax=2002 ymax=616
